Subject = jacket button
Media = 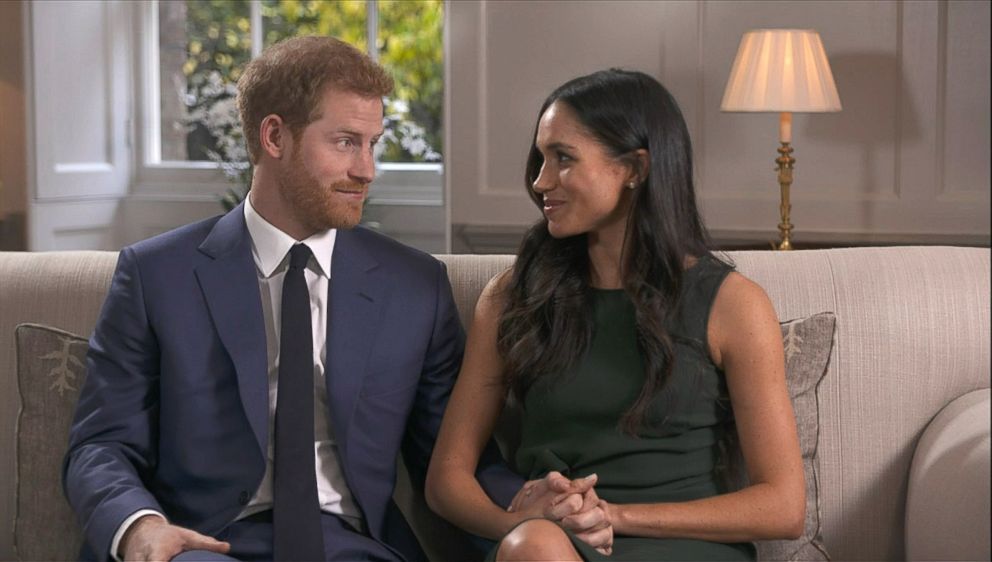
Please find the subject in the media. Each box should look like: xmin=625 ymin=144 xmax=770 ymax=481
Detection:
xmin=239 ymin=490 xmax=251 ymax=505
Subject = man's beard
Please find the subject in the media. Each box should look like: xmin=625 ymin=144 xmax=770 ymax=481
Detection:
xmin=278 ymin=150 xmax=367 ymax=233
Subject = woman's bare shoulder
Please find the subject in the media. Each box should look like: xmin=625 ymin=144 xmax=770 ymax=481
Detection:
xmin=475 ymin=267 xmax=514 ymax=323
xmin=714 ymin=271 xmax=773 ymax=313
xmin=708 ymin=271 xmax=780 ymax=367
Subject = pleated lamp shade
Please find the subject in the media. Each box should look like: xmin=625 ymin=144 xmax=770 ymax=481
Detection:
xmin=721 ymin=29 xmax=842 ymax=113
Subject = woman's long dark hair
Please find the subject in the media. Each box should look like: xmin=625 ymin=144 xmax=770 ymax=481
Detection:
xmin=497 ymin=69 xmax=716 ymax=434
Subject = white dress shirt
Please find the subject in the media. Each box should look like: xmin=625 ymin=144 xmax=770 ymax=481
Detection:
xmin=110 ymin=198 xmax=360 ymax=559
xmin=239 ymin=194 xmax=361 ymax=526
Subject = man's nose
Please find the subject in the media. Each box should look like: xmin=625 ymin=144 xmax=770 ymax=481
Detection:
xmin=350 ymin=149 xmax=376 ymax=185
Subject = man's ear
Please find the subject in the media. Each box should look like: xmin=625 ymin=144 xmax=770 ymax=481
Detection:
xmin=259 ymin=114 xmax=288 ymax=160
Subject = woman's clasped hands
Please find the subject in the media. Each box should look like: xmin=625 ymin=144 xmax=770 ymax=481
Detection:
xmin=506 ymin=471 xmax=614 ymax=555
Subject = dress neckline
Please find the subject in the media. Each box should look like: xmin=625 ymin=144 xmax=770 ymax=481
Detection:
xmin=588 ymin=255 xmax=714 ymax=292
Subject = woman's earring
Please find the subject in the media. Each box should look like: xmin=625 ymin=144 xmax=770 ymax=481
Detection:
xmin=627 ymin=181 xmax=637 ymax=189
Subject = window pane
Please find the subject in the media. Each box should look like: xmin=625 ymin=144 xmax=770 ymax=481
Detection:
xmin=261 ymin=0 xmax=367 ymax=50
xmin=158 ymin=0 xmax=252 ymax=162
xmin=377 ymin=0 xmax=443 ymax=163
xmin=156 ymin=0 xmax=443 ymax=167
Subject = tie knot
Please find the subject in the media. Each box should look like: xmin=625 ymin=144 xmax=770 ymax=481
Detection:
xmin=288 ymin=244 xmax=311 ymax=271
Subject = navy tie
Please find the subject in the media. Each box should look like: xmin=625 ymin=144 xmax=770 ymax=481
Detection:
xmin=273 ymin=244 xmax=325 ymax=561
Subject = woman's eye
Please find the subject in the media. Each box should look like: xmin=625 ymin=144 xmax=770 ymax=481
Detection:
xmin=557 ymin=152 xmax=573 ymax=163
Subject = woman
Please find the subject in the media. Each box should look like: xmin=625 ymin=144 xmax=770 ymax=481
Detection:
xmin=426 ymin=69 xmax=805 ymax=561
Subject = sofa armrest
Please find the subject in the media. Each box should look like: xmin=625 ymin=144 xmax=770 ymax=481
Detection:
xmin=905 ymin=388 xmax=990 ymax=561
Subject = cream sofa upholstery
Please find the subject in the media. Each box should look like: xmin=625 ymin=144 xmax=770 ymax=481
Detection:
xmin=1 ymin=247 xmax=989 ymax=561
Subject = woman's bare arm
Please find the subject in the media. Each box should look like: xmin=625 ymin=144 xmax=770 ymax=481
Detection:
xmin=426 ymin=273 xmax=543 ymax=539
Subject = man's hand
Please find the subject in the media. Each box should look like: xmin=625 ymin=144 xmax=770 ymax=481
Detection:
xmin=120 ymin=515 xmax=231 ymax=562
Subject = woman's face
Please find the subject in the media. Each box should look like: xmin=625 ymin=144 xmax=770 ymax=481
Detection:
xmin=532 ymin=101 xmax=636 ymax=241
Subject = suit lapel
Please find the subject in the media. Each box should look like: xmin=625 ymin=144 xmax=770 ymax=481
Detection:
xmin=194 ymin=204 xmax=269 ymax=457
xmin=326 ymin=228 xmax=382 ymax=459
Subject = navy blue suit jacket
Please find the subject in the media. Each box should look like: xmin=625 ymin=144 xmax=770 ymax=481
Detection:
xmin=63 ymin=205 xmax=520 ymax=561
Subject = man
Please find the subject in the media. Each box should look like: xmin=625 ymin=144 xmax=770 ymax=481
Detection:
xmin=63 ymin=36 xmax=607 ymax=562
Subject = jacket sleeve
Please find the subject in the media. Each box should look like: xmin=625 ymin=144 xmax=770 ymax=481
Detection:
xmin=62 ymin=247 xmax=164 ymax=561
xmin=400 ymin=260 xmax=524 ymax=508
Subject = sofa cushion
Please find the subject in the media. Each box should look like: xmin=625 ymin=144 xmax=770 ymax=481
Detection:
xmin=720 ymin=312 xmax=836 ymax=561
xmin=14 ymin=323 xmax=87 ymax=561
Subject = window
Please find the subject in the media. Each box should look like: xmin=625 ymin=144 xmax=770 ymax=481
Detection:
xmin=141 ymin=0 xmax=444 ymax=207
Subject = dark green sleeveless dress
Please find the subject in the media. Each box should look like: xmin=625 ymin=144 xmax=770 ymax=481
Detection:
xmin=501 ymin=256 xmax=755 ymax=561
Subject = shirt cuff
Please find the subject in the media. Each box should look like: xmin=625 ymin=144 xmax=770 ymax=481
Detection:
xmin=111 ymin=509 xmax=166 ymax=562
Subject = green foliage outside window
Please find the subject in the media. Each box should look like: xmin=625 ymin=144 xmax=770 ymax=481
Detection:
xmin=261 ymin=0 xmax=367 ymax=50
xmin=173 ymin=0 xmax=444 ymax=196
xmin=377 ymin=0 xmax=443 ymax=162
xmin=177 ymin=0 xmax=252 ymax=162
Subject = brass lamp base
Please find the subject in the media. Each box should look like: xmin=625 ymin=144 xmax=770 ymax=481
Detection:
xmin=775 ymin=142 xmax=796 ymax=251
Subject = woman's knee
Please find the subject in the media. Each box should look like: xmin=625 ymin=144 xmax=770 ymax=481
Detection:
xmin=496 ymin=519 xmax=581 ymax=561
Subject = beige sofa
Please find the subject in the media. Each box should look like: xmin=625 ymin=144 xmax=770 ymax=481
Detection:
xmin=1 ymin=247 xmax=989 ymax=561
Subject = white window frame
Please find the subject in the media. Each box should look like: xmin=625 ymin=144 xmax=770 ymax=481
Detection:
xmin=132 ymin=0 xmax=442 ymax=206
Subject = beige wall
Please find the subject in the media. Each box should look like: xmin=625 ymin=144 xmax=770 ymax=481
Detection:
xmin=0 ymin=0 xmax=27 ymax=220
xmin=448 ymin=0 xmax=991 ymax=248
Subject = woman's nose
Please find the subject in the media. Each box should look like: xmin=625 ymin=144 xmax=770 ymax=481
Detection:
xmin=532 ymin=162 xmax=554 ymax=193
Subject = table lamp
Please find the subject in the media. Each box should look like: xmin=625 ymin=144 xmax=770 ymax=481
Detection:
xmin=721 ymin=29 xmax=842 ymax=250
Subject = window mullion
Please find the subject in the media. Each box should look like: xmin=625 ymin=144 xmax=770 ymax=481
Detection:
xmin=367 ymin=0 xmax=378 ymax=61
xmin=250 ymin=0 xmax=263 ymax=57
xmin=145 ymin=0 xmax=162 ymax=165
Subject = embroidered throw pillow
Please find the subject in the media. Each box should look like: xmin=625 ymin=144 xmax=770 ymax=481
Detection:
xmin=720 ymin=312 xmax=836 ymax=561
xmin=14 ymin=323 xmax=88 ymax=561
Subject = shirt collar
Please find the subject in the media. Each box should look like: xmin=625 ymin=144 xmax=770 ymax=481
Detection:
xmin=244 ymin=194 xmax=336 ymax=279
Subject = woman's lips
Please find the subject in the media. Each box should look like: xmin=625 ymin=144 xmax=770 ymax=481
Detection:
xmin=543 ymin=199 xmax=565 ymax=215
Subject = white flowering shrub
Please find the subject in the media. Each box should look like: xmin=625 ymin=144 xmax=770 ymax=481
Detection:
xmin=182 ymin=70 xmax=440 ymax=210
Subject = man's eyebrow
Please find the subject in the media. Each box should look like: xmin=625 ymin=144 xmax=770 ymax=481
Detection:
xmin=331 ymin=128 xmax=385 ymax=138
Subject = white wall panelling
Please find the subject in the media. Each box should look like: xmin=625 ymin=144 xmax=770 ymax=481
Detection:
xmin=27 ymin=0 xmax=133 ymax=250
xmin=449 ymin=0 xmax=672 ymax=227
xmin=28 ymin=200 xmax=121 ymax=250
xmin=940 ymin=0 xmax=991 ymax=204
xmin=448 ymin=0 xmax=990 ymax=246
